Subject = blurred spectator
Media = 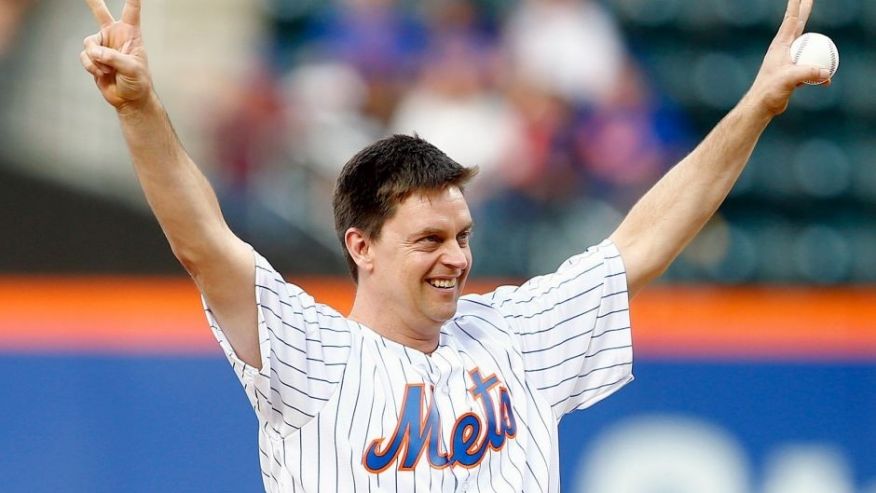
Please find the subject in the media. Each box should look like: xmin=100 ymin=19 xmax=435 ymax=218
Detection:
xmin=209 ymin=0 xmax=690 ymax=276
xmin=470 ymin=77 xmax=580 ymax=276
xmin=304 ymin=0 xmax=429 ymax=124
xmin=214 ymin=70 xmax=287 ymax=196
xmin=504 ymin=0 xmax=626 ymax=105
xmin=0 ymin=0 xmax=33 ymax=58
xmin=391 ymin=0 xmax=524 ymax=200
xmin=502 ymin=79 xmax=578 ymax=202
xmin=211 ymin=68 xmax=288 ymax=235
xmin=281 ymin=61 xmax=384 ymax=239
xmin=573 ymin=61 xmax=691 ymax=207
xmin=283 ymin=61 xmax=381 ymax=178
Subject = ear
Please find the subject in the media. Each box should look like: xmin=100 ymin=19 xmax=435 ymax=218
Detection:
xmin=344 ymin=228 xmax=374 ymax=274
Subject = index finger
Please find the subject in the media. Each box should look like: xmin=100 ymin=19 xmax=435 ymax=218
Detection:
xmin=121 ymin=0 xmax=141 ymax=26
xmin=784 ymin=0 xmax=802 ymax=20
xmin=774 ymin=0 xmax=803 ymax=44
xmin=796 ymin=0 xmax=814 ymax=37
xmin=85 ymin=0 xmax=114 ymax=28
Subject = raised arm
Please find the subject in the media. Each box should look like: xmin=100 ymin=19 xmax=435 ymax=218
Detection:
xmin=610 ymin=0 xmax=830 ymax=297
xmin=80 ymin=0 xmax=261 ymax=367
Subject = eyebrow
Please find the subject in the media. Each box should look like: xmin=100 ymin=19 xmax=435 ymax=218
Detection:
xmin=411 ymin=222 xmax=474 ymax=238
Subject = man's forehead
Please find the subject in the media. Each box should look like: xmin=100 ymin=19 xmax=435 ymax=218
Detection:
xmin=401 ymin=187 xmax=467 ymax=208
xmin=395 ymin=188 xmax=472 ymax=227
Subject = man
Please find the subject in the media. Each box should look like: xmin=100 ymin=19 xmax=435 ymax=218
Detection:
xmin=79 ymin=0 xmax=830 ymax=491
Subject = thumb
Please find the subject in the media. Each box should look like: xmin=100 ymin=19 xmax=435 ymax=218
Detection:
xmin=788 ymin=65 xmax=831 ymax=86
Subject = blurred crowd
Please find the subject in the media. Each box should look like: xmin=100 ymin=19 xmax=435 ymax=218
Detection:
xmin=4 ymin=0 xmax=871 ymax=282
xmin=210 ymin=0 xmax=691 ymax=276
xmin=0 ymin=0 xmax=32 ymax=58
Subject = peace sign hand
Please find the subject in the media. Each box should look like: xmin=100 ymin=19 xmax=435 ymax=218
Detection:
xmin=746 ymin=0 xmax=831 ymax=117
xmin=80 ymin=0 xmax=151 ymax=111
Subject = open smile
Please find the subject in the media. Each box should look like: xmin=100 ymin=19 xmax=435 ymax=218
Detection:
xmin=426 ymin=278 xmax=458 ymax=289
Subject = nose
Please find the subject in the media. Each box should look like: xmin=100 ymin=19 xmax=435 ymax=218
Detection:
xmin=441 ymin=242 xmax=469 ymax=271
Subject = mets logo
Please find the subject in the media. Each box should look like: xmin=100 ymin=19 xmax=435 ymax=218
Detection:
xmin=363 ymin=368 xmax=517 ymax=473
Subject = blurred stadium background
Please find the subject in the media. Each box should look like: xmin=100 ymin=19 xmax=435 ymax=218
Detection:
xmin=0 ymin=0 xmax=874 ymax=491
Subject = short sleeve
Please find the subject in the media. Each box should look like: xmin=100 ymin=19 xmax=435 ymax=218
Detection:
xmin=486 ymin=239 xmax=633 ymax=419
xmin=203 ymin=250 xmax=353 ymax=437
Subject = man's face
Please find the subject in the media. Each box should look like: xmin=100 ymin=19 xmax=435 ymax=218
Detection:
xmin=366 ymin=186 xmax=473 ymax=333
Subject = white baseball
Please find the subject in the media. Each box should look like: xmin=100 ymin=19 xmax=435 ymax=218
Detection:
xmin=790 ymin=33 xmax=839 ymax=85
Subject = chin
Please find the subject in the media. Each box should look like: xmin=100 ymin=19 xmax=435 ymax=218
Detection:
xmin=430 ymin=302 xmax=460 ymax=324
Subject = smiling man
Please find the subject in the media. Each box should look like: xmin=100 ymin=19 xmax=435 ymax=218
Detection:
xmin=80 ymin=0 xmax=830 ymax=491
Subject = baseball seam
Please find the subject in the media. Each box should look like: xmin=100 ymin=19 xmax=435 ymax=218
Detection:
xmin=792 ymin=34 xmax=809 ymax=64
xmin=829 ymin=43 xmax=837 ymax=77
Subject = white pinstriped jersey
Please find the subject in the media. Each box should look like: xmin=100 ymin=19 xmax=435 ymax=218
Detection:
xmin=205 ymin=239 xmax=633 ymax=492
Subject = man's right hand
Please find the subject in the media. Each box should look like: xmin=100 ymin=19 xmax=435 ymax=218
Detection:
xmin=80 ymin=0 xmax=151 ymax=111
xmin=79 ymin=0 xmax=261 ymax=368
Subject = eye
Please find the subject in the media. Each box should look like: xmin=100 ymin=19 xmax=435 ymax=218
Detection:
xmin=457 ymin=231 xmax=471 ymax=246
xmin=422 ymin=235 xmax=442 ymax=244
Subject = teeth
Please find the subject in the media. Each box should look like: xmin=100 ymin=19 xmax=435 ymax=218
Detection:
xmin=429 ymin=278 xmax=457 ymax=289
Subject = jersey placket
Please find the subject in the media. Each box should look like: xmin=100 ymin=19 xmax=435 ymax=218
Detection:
xmin=434 ymin=343 xmax=482 ymax=488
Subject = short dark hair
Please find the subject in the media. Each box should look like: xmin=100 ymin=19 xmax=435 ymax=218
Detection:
xmin=333 ymin=134 xmax=478 ymax=281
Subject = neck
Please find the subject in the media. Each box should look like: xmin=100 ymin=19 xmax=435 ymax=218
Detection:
xmin=348 ymin=289 xmax=441 ymax=354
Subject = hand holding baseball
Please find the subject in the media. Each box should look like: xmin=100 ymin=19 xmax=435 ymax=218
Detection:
xmin=80 ymin=0 xmax=152 ymax=111
xmin=745 ymin=0 xmax=833 ymax=118
xmin=790 ymin=32 xmax=839 ymax=85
